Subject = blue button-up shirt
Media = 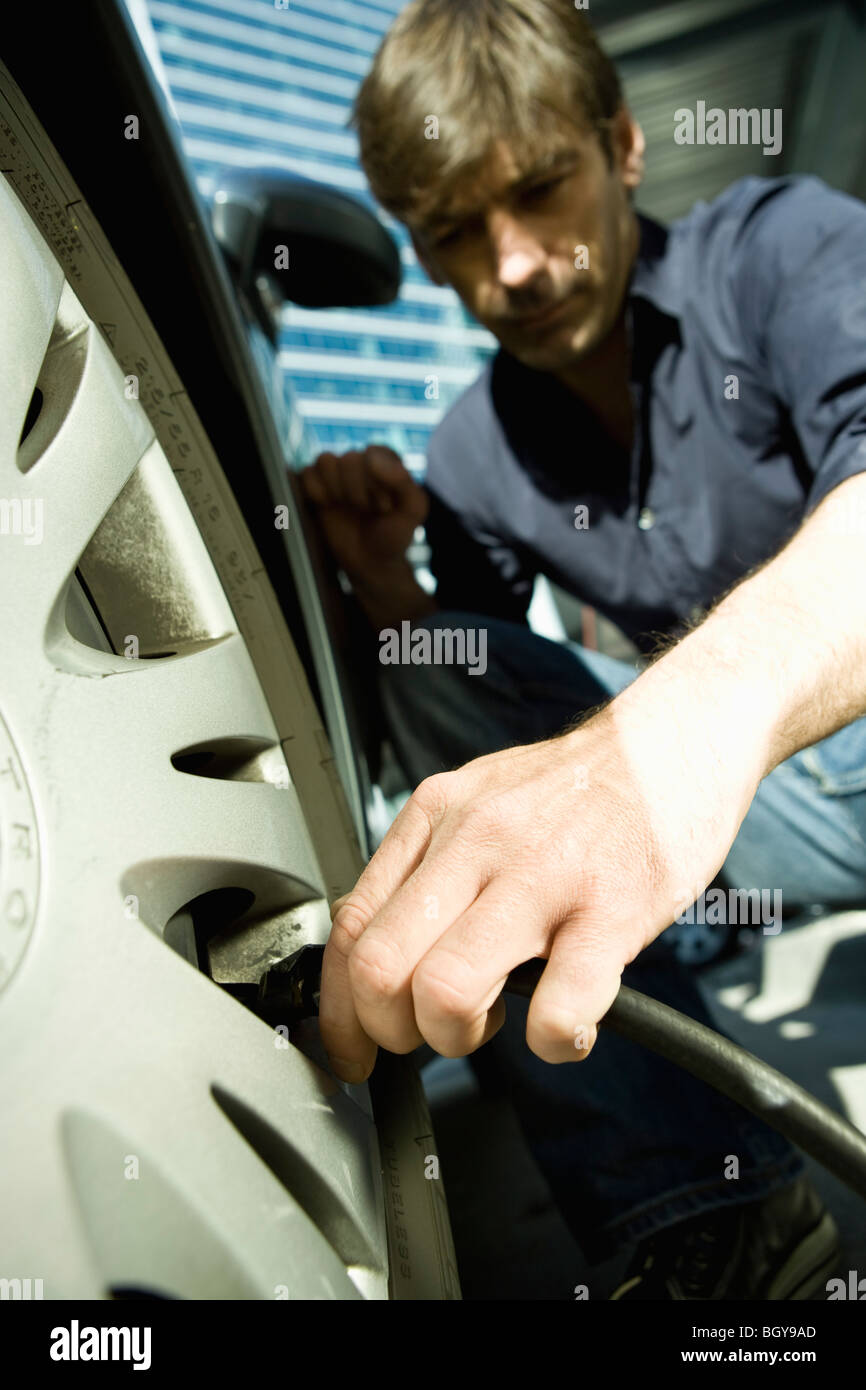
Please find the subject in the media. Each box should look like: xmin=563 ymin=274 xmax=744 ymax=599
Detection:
xmin=424 ymin=175 xmax=866 ymax=653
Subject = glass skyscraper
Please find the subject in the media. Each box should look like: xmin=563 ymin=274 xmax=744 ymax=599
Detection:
xmin=142 ymin=0 xmax=497 ymax=475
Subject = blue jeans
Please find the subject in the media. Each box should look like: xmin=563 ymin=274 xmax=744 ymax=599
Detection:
xmin=379 ymin=612 xmax=866 ymax=1261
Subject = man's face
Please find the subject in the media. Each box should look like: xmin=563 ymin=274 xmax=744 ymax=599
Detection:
xmin=409 ymin=110 xmax=644 ymax=373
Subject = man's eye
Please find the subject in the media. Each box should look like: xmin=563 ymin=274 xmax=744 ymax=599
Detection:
xmin=523 ymin=177 xmax=561 ymax=202
xmin=434 ymin=227 xmax=461 ymax=248
xmin=434 ymin=218 xmax=483 ymax=249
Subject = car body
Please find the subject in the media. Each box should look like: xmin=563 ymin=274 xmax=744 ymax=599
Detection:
xmin=0 ymin=0 xmax=459 ymax=1300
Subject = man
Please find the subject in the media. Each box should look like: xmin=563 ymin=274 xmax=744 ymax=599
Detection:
xmin=301 ymin=0 xmax=866 ymax=1298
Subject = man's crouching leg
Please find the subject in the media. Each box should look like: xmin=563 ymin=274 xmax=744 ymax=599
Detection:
xmin=378 ymin=610 xmax=611 ymax=787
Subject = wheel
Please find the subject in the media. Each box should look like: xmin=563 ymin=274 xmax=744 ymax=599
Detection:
xmin=0 ymin=56 xmax=459 ymax=1301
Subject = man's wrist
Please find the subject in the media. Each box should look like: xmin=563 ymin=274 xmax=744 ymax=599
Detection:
xmin=608 ymin=603 xmax=778 ymax=812
xmin=348 ymin=558 xmax=438 ymax=629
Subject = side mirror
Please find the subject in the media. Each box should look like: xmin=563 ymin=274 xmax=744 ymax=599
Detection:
xmin=211 ymin=166 xmax=402 ymax=338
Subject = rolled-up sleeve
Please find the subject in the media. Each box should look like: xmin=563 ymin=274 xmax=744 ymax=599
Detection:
xmin=424 ymin=482 xmax=534 ymax=624
xmin=423 ymin=375 xmax=535 ymax=624
xmin=734 ymin=178 xmax=866 ymax=514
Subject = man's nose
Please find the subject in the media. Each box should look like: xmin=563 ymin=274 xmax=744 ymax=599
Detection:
xmin=488 ymin=209 xmax=548 ymax=291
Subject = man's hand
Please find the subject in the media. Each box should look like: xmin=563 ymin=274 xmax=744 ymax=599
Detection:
xmin=301 ymin=444 xmax=436 ymax=629
xmin=319 ymin=471 xmax=866 ymax=1084
xmin=319 ymin=680 xmax=767 ymax=1082
xmin=301 ymin=444 xmax=429 ymax=582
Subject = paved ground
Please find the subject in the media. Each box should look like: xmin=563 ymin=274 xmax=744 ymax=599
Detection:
xmin=421 ymin=909 xmax=866 ymax=1299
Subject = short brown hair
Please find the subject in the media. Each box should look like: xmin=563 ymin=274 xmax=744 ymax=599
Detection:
xmin=350 ymin=0 xmax=623 ymax=228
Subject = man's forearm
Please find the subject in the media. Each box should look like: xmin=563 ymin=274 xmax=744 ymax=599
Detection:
xmin=613 ymin=471 xmax=866 ymax=788
xmin=349 ymin=557 xmax=439 ymax=631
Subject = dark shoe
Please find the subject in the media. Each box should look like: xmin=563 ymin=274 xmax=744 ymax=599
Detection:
xmin=609 ymin=1178 xmax=840 ymax=1300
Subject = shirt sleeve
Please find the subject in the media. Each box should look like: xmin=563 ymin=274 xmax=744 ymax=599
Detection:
xmin=732 ymin=177 xmax=866 ymax=514
xmin=423 ymin=482 xmax=534 ymax=625
xmin=422 ymin=373 xmax=535 ymax=625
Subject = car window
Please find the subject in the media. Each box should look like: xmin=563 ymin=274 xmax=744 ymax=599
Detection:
xmin=131 ymin=0 xmax=497 ymax=484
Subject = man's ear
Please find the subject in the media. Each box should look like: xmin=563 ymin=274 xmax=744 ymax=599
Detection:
xmin=409 ymin=228 xmax=446 ymax=286
xmin=611 ymin=105 xmax=645 ymax=191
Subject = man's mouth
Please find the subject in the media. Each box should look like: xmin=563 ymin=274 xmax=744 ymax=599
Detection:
xmin=511 ymin=286 xmax=584 ymax=330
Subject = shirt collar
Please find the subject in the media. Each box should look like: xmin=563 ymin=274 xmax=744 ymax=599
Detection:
xmin=629 ymin=211 xmax=684 ymax=320
xmin=624 ymin=212 xmax=693 ymax=430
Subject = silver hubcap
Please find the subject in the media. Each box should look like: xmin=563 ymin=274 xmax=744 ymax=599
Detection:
xmin=0 ymin=115 xmax=389 ymax=1299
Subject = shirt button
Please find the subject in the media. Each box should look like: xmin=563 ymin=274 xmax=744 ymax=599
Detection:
xmin=637 ymin=506 xmax=656 ymax=530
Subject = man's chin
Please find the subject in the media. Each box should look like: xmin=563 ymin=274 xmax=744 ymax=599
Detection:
xmin=505 ymin=321 xmax=600 ymax=373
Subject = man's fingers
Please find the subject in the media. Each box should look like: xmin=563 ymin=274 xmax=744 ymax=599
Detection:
xmin=410 ymin=881 xmax=546 ymax=1056
xmin=347 ymin=842 xmax=489 ymax=1055
xmin=316 ymin=451 xmax=352 ymax=506
xmin=319 ymin=904 xmax=378 ymax=1084
xmin=319 ymin=786 xmax=441 ymax=1072
xmin=354 ymin=779 xmax=442 ymax=909
xmin=338 ymin=454 xmax=378 ymax=512
xmin=364 ymin=445 xmax=408 ymax=484
xmin=370 ymin=485 xmax=395 ymax=515
xmin=366 ymin=447 xmax=429 ymax=519
xmin=300 ymin=463 xmax=327 ymax=505
xmin=526 ymin=916 xmax=628 ymax=1063
xmin=304 ymin=447 xmax=425 ymax=526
